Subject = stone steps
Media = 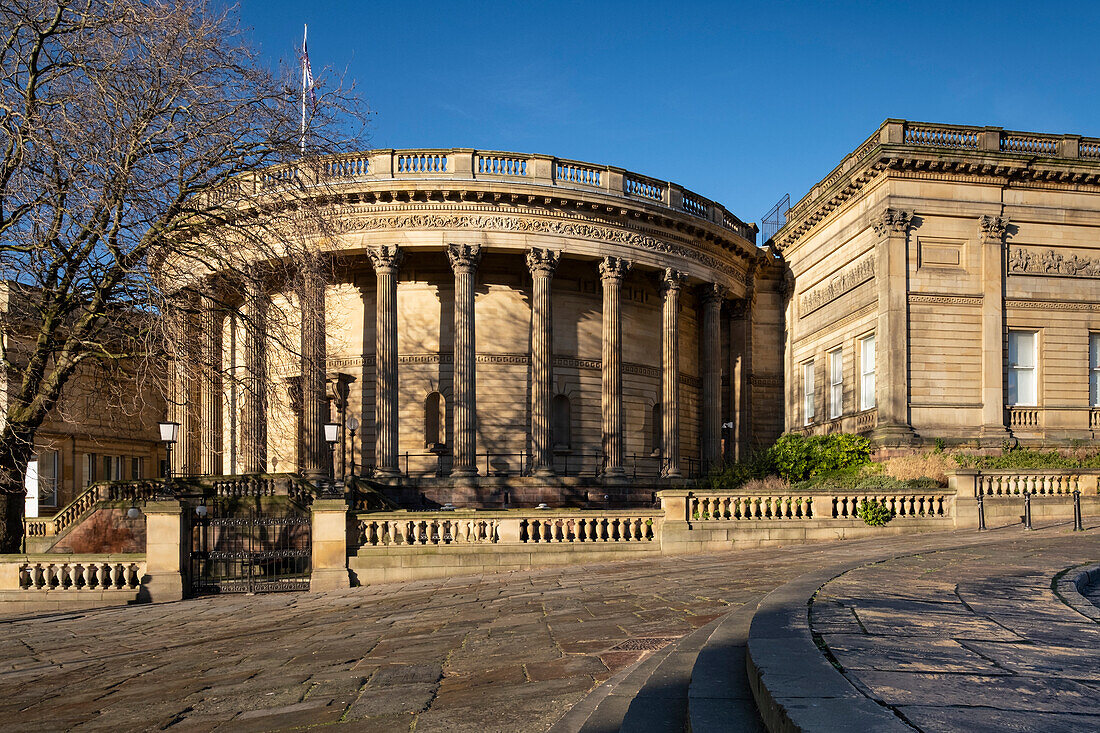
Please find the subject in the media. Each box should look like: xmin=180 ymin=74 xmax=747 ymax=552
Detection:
xmin=553 ymin=600 xmax=767 ymax=733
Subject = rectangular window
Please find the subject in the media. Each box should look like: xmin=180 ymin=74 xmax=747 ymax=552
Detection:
xmin=1091 ymin=333 xmax=1100 ymax=408
xmin=131 ymin=456 xmax=144 ymax=480
xmin=828 ymin=348 xmax=843 ymax=419
xmin=802 ymin=361 xmax=815 ymax=425
xmin=1007 ymin=330 xmax=1038 ymax=406
xmin=82 ymin=452 xmax=96 ymax=488
xmin=860 ymin=335 xmax=876 ymax=411
xmin=38 ymin=450 xmax=59 ymax=507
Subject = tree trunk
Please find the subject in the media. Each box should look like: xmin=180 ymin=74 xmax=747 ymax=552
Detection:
xmin=0 ymin=427 xmax=35 ymax=553
xmin=0 ymin=492 xmax=24 ymax=554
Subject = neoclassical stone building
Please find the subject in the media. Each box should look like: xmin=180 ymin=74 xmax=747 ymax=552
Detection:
xmin=776 ymin=119 xmax=1100 ymax=445
xmin=169 ymin=151 xmax=784 ymax=505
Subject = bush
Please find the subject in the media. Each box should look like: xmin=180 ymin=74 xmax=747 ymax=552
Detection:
xmin=882 ymin=452 xmax=957 ymax=485
xmin=770 ymin=433 xmax=871 ymax=482
xmin=953 ymin=447 xmax=1100 ymax=471
xmin=856 ymin=499 xmax=894 ymax=527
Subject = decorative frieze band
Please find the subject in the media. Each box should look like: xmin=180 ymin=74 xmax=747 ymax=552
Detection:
xmin=1005 ymin=299 xmax=1100 ymax=312
xmin=1008 ymin=247 xmax=1100 ymax=278
xmin=337 ymin=213 xmax=747 ymax=283
xmin=908 ymin=294 xmax=983 ymax=306
xmin=799 ymin=256 xmax=875 ymax=314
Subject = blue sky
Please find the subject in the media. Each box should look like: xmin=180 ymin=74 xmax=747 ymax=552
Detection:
xmin=239 ymin=0 xmax=1100 ymax=231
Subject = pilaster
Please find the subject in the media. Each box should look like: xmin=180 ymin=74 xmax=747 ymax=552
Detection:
xmin=979 ymin=214 xmax=1011 ymax=443
xmin=527 ymin=248 xmax=560 ymax=477
xmin=871 ymin=208 xmax=918 ymax=445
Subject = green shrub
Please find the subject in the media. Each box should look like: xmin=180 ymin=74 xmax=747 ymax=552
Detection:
xmin=856 ymin=499 xmax=894 ymax=527
xmin=953 ymin=447 xmax=1100 ymax=470
xmin=770 ymin=433 xmax=872 ymax=482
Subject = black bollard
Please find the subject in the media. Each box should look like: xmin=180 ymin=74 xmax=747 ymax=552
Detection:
xmin=977 ymin=490 xmax=986 ymax=531
xmin=1073 ymin=489 xmax=1083 ymax=532
xmin=1023 ymin=489 xmax=1033 ymax=530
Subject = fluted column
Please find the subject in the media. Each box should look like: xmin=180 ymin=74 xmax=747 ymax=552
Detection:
xmin=241 ymin=272 xmax=268 ymax=474
xmin=299 ymin=262 xmax=328 ymax=480
xmin=199 ymin=292 xmax=223 ymax=476
xmin=173 ymin=300 xmax=202 ymax=476
xmin=700 ymin=283 xmax=726 ymax=470
xmin=600 ymin=257 xmax=631 ymax=479
xmin=661 ymin=269 xmax=686 ymax=478
xmin=449 ymin=244 xmax=481 ymax=478
xmin=872 ymin=208 xmax=916 ymax=445
xmin=979 ymin=215 xmax=1011 ymax=442
xmin=527 ymin=248 xmax=560 ymax=477
xmin=368 ymin=245 xmax=403 ymax=477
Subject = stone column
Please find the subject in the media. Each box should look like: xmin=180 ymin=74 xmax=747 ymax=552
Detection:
xmin=600 ymin=256 xmax=631 ymax=480
xmin=700 ymin=283 xmax=726 ymax=470
xmin=299 ymin=263 xmax=328 ymax=481
xmin=527 ymin=248 xmax=560 ymax=477
xmin=173 ymin=302 xmax=201 ymax=476
xmin=979 ymin=215 xmax=1010 ymax=442
xmin=872 ymin=208 xmax=916 ymax=445
xmin=368 ymin=246 xmax=403 ymax=477
xmin=448 ymin=244 xmax=482 ymax=478
xmin=729 ymin=285 xmax=756 ymax=462
xmin=241 ymin=272 xmax=268 ymax=474
xmin=199 ymin=292 xmax=223 ymax=476
xmin=661 ymin=269 xmax=686 ymax=478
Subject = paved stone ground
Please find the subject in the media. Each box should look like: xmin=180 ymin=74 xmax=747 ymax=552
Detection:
xmin=813 ymin=529 xmax=1100 ymax=732
xmin=0 ymin=526 xmax=1094 ymax=732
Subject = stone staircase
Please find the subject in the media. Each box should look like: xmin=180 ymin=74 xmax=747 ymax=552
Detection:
xmin=551 ymin=599 xmax=767 ymax=733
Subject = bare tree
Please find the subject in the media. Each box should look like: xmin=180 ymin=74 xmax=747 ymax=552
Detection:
xmin=0 ymin=0 xmax=363 ymax=551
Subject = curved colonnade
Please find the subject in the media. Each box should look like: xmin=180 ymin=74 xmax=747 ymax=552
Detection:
xmin=172 ymin=149 xmax=774 ymax=505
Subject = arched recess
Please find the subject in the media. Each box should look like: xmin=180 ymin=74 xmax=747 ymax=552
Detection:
xmin=424 ymin=391 xmax=446 ymax=449
xmin=551 ymin=394 xmax=572 ymax=452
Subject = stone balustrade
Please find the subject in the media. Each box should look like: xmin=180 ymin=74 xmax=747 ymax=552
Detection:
xmin=1 ymin=555 xmax=145 ymax=592
xmin=206 ymin=149 xmax=755 ymax=242
xmin=356 ymin=509 xmax=659 ymax=549
xmin=974 ymin=470 xmax=1098 ymax=496
xmin=684 ymin=490 xmax=953 ymax=522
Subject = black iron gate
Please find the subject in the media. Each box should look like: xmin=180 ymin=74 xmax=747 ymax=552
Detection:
xmin=189 ymin=505 xmax=311 ymax=595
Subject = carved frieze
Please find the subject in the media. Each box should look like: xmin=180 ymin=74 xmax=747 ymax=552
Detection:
xmin=1008 ymin=247 xmax=1100 ymax=278
xmin=798 ymin=256 xmax=875 ymax=314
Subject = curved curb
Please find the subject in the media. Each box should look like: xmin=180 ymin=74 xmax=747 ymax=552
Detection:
xmin=744 ymin=566 xmax=909 ymax=733
xmin=1054 ymin=563 xmax=1100 ymax=622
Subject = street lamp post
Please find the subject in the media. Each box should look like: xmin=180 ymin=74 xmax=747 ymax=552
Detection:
xmin=158 ymin=421 xmax=180 ymax=500
xmin=324 ymin=422 xmax=340 ymax=494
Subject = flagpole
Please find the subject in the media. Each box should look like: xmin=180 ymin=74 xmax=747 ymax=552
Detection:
xmin=300 ymin=24 xmax=307 ymax=155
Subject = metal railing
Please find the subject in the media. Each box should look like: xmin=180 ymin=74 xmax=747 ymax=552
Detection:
xmin=362 ymin=451 xmax=701 ymax=480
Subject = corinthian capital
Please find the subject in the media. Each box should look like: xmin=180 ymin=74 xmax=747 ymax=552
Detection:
xmin=447 ymin=243 xmax=482 ymax=272
xmin=599 ymin=256 xmax=631 ymax=282
xmin=978 ymin=215 xmax=1010 ymax=243
xmin=661 ymin=268 xmax=686 ymax=294
xmin=368 ymin=244 xmax=403 ymax=272
xmin=526 ymin=248 xmax=560 ymax=277
xmin=699 ymin=282 xmax=728 ymax=305
xmin=872 ymin=208 xmax=913 ymax=238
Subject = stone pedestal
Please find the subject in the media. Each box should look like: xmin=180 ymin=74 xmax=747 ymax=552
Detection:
xmin=310 ymin=498 xmax=350 ymax=592
xmin=950 ymin=469 xmax=980 ymax=529
xmin=142 ymin=500 xmax=184 ymax=602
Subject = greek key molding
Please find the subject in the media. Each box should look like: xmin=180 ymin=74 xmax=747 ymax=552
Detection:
xmin=908 ymin=294 xmax=983 ymax=306
xmin=750 ymin=375 xmax=783 ymax=388
xmin=1005 ymin=299 xmax=1100 ymax=312
xmin=799 ymin=256 xmax=875 ymax=314
xmin=333 ymin=212 xmax=747 ymax=283
xmin=1008 ymin=247 xmax=1100 ymax=278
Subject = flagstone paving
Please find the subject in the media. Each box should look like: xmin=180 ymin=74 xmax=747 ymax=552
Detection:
xmin=0 ymin=524 xmax=1095 ymax=732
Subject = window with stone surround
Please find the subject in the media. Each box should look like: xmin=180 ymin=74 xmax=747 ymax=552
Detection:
xmin=1090 ymin=333 xmax=1100 ymax=407
xmin=552 ymin=395 xmax=572 ymax=451
xmin=860 ymin=335 xmax=876 ymax=411
xmin=802 ymin=361 xmax=815 ymax=425
xmin=828 ymin=348 xmax=843 ymax=419
xmin=424 ymin=392 xmax=445 ymax=448
xmin=1007 ymin=330 xmax=1038 ymax=406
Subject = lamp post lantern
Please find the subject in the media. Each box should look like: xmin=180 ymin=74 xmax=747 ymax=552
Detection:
xmin=157 ymin=420 xmax=180 ymax=501
xmin=324 ymin=422 xmax=340 ymax=485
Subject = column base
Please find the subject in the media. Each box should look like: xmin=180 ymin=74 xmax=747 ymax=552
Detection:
xmin=602 ymin=470 xmax=628 ymax=486
xmin=310 ymin=568 xmax=351 ymax=593
xmin=532 ymin=466 xmax=557 ymax=478
xmin=373 ymin=467 xmax=402 ymax=479
xmin=870 ymin=423 xmax=919 ymax=447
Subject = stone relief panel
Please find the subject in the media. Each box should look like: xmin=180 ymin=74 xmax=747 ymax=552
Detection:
xmin=798 ymin=255 xmax=875 ymax=314
xmin=1008 ymin=247 xmax=1100 ymax=278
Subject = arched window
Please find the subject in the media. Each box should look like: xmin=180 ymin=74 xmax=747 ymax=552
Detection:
xmin=424 ymin=392 xmax=445 ymax=448
xmin=551 ymin=395 xmax=571 ymax=451
xmin=650 ymin=403 xmax=662 ymax=456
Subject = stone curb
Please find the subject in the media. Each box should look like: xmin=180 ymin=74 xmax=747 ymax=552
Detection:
xmin=1054 ymin=563 xmax=1100 ymax=622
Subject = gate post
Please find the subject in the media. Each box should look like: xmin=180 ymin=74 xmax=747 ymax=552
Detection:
xmin=142 ymin=499 xmax=185 ymax=602
xmin=310 ymin=498 xmax=351 ymax=591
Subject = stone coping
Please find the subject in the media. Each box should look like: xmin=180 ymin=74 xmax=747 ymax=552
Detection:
xmin=1054 ymin=563 xmax=1100 ymax=622
xmin=1 ymin=553 xmax=146 ymax=562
